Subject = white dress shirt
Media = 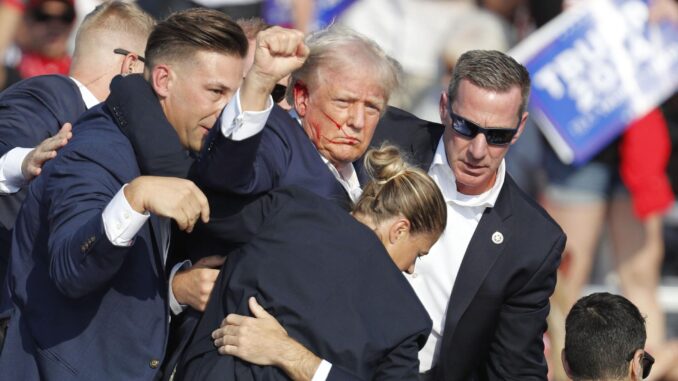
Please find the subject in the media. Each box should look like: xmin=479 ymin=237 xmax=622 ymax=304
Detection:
xmin=0 ymin=77 xmax=99 ymax=194
xmin=406 ymin=137 xmax=506 ymax=372
xmin=320 ymin=155 xmax=362 ymax=203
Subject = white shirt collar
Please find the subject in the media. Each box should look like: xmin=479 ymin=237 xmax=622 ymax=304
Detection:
xmin=320 ymin=154 xmax=362 ymax=203
xmin=428 ymin=137 xmax=505 ymax=209
xmin=70 ymin=77 xmax=100 ymax=109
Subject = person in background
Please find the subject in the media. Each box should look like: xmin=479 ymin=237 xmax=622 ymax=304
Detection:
xmin=563 ymin=292 xmax=654 ymax=381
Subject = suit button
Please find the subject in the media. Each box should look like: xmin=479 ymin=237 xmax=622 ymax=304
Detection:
xmin=149 ymin=359 xmax=160 ymax=369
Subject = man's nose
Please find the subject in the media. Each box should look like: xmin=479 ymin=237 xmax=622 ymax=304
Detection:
xmin=467 ymin=132 xmax=489 ymax=159
xmin=346 ymin=103 xmax=365 ymax=130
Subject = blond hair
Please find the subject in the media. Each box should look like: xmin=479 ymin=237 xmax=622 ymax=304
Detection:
xmin=354 ymin=144 xmax=446 ymax=236
xmin=72 ymin=1 xmax=155 ymax=64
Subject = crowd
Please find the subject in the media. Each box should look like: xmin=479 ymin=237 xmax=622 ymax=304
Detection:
xmin=0 ymin=1 xmax=676 ymax=381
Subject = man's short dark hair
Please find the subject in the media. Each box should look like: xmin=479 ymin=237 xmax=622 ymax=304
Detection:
xmin=564 ymin=292 xmax=646 ymax=380
xmin=448 ymin=50 xmax=531 ymax=119
xmin=145 ymin=8 xmax=248 ymax=69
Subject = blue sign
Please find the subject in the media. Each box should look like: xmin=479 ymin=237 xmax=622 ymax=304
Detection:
xmin=510 ymin=0 xmax=678 ymax=165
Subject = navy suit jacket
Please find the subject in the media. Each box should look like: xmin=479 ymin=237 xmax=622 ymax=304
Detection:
xmin=0 ymin=75 xmax=87 ymax=298
xmin=161 ymin=106 xmax=362 ymax=380
xmin=369 ymin=107 xmax=566 ymax=381
xmin=194 ymin=104 xmax=352 ymax=213
xmin=0 ymin=102 xmax=169 ymax=380
xmin=175 ymin=187 xmax=431 ymax=381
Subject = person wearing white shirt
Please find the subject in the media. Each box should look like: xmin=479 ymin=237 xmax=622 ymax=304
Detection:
xmin=371 ymin=50 xmax=566 ymax=381
xmin=0 ymin=1 xmax=153 ymax=317
xmin=0 ymin=9 xmax=308 ymax=380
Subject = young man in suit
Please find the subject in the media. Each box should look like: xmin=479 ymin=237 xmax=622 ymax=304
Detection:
xmin=0 ymin=8 xmax=306 ymax=380
xmin=563 ymin=293 xmax=654 ymax=381
xmin=370 ymin=49 xmax=566 ymax=380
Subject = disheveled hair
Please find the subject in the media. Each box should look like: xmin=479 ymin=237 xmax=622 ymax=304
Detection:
xmin=286 ymin=25 xmax=401 ymax=109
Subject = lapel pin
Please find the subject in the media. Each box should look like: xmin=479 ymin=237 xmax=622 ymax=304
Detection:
xmin=492 ymin=231 xmax=504 ymax=245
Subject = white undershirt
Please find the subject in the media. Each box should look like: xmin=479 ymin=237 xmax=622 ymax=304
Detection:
xmin=320 ymin=155 xmax=362 ymax=203
xmin=406 ymin=137 xmax=506 ymax=372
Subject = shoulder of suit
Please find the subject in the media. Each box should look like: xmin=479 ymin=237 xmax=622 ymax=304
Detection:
xmin=0 ymin=74 xmax=82 ymax=114
xmin=0 ymin=74 xmax=77 ymax=96
xmin=502 ymin=176 xmax=565 ymax=236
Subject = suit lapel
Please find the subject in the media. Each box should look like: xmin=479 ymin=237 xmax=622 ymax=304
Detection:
xmin=442 ymin=181 xmax=513 ymax=341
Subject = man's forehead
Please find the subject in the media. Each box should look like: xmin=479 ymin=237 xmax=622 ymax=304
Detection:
xmin=314 ymin=68 xmax=386 ymax=101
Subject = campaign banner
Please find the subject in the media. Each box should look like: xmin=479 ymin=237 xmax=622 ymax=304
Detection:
xmin=509 ymin=0 xmax=678 ymax=165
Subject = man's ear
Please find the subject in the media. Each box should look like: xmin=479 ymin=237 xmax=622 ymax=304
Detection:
xmin=388 ymin=218 xmax=411 ymax=245
xmin=439 ymin=91 xmax=450 ymax=126
xmin=293 ymin=81 xmax=309 ymax=117
xmin=120 ymin=53 xmax=143 ymax=76
xmin=151 ymin=64 xmax=172 ymax=100
xmin=510 ymin=111 xmax=529 ymax=145
xmin=630 ymin=349 xmax=644 ymax=380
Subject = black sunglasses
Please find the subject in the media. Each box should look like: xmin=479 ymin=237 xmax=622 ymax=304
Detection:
xmin=271 ymin=84 xmax=287 ymax=103
xmin=30 ymin=8 xmax=76 ymax=24
xmin=448 ymin=108 xmax=519 ymax=146
xmin=113 ymin=48 xmax=146 ymax=64
xmin=628 ymin=350 xmax=654 ymax=379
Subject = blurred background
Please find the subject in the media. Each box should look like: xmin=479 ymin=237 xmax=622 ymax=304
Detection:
xmin=0 ymin=0 xmax=676 ymax=379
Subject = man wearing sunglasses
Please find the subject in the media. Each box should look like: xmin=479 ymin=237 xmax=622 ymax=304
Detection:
xmin=367 ymin=49 xmax=566 ymax=380
xmin=563 ymin=292 xmax=654 ymax=381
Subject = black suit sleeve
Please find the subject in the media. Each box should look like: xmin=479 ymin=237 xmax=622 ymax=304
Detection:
xmin=106 ymin=74 xmax=193 ymax=178
xmin=485 ymin=233 xmax=565 ymax=380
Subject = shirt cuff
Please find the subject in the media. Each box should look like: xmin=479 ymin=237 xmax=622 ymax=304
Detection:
xmin=219 ymin=88 xmax=273 ymax=141
xmin=311 ymin=360 xmax=332 ymax=381
xmin=169 ymin=259 xmax=192 ymax=315
xmin=0 ymin=147 xmax=32 ymax=194
xmin=101 ymin=185 xmax=150 ymax=246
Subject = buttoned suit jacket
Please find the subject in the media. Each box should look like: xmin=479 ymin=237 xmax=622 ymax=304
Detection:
xmin=175 ymin=186 xmax=431 ymax=381
xmin=0 ymin=97 xmax=170 ymax=379
xmin=367 ymin=107 xmax=566 ymax=381
xmin=0 ymin=75 xmax=87 ymax=302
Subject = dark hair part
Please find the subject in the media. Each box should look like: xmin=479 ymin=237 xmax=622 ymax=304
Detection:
xmin=564 ymin=292 xmax=646 ymax=381
xmin=145 ymin=8 xmax=248 ymax=69
xmin=448 ymin=50 xmax=531 ymax=119
xmin=354 ymin=144 xmax=446 ymax=237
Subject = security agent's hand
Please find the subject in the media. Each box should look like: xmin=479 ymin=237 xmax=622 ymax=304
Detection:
xmin=124 ymin=176 xmax=210 ymax=233
xmin=172 ymin=255 xmax=225 ymax=312
xmin=240 ymin=26 xmax=309 ymax=112
xmin=213 ymin=297 xmax=321 ymax=381
xmin=21 ymin=123 xmax=73 ymax=181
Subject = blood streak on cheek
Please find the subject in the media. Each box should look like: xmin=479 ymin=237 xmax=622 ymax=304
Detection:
xmin=307 ymin=117 xmax=325 ymax=144
xmin=320 ymin=109 xmax=342 ymax=130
